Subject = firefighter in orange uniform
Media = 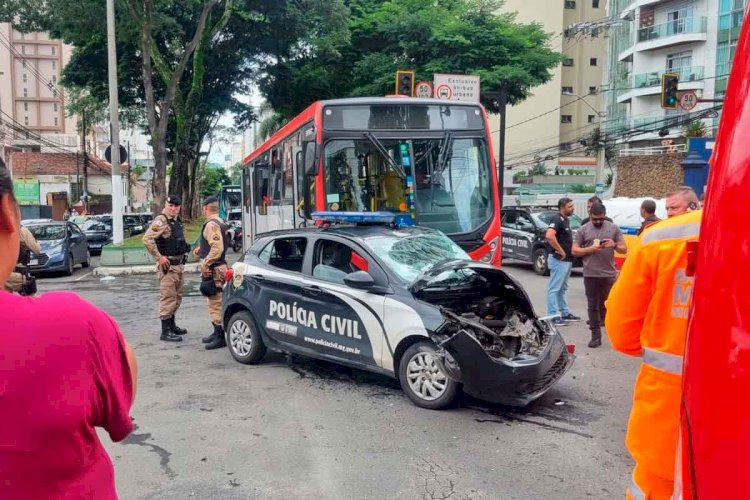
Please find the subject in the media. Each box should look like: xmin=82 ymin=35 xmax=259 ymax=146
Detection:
xmin=606 ymin=188 xmax=701 ymax=500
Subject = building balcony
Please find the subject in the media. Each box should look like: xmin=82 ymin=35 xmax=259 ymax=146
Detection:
xmin=636 ymin=17 xmax=708 ymax=51
xmin=618 ymin=65 xmax=705 ymax=103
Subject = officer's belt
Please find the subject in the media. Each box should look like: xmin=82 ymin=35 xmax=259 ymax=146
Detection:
xmin=208 ymin=261 xmax=226 ymax=269
xmin=168 ymin=256 xmax=186 ymax=265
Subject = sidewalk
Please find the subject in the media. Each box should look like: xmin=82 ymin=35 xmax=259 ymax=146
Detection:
xmin=93 ymin=262 xmax=202 ymax=277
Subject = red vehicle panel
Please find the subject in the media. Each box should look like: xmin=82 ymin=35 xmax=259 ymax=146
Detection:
xmin=679 ymin=10 xmax=750 ymax=498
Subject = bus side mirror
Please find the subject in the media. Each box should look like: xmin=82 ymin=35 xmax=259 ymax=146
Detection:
xmin=304 ymin=142 xmax=318 ymax=174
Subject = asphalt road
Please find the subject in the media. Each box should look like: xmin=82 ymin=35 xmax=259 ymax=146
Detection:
xmin=37 ymin=259 xmax=639 ymax=500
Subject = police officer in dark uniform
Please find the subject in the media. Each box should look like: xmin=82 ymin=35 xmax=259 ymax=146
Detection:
xmin=196 ymin=196 xmax=231 ymax=350
xmin=143 ymin=195 xmax=192 ymax=342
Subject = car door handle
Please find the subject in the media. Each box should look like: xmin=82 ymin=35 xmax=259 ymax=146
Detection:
xmin=302 ymin=285 xmax=323 ymax=296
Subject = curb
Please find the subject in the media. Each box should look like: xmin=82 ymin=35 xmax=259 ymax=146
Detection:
xmin=94 ymin=263 xmax=202 ymax=277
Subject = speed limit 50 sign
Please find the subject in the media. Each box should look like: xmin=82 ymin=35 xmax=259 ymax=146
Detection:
xmin=679 ymin=91 xmax=698 ymax=111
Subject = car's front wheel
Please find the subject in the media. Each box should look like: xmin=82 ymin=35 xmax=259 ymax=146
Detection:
xmin=63 ymin=253 xmax=75 ymax=276
xmin=532 ymin=248 xmax=550 ymax=276
xmin=226 ymin=310 xmax=267 ymax=364
xmin=399 ymin=341 xmax=460 ymax=410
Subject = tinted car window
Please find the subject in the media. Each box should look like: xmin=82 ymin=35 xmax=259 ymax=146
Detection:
xmin=311 ymin=240 xmax=367 ymax=285
xmin=536 ymin=212 xmax=582 ymax=230
xmin=83 ymin=219 xmax=112 ymax=232
xmin=259 ymin=238 xmax=307 ymax=273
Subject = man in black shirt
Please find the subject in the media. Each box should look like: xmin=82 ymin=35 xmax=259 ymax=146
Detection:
xmin=545 ymin=197 xmax=582 ymax=326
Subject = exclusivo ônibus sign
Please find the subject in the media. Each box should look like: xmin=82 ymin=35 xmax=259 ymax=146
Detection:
xmin=433 ymin=74 xmax=480 ymax=102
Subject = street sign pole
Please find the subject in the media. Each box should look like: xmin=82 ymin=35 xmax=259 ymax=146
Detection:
xmin=106 ymin=0 xmax=124 ymax=244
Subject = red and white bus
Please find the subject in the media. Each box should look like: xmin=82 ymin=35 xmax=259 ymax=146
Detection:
xmin=241 ymin=97 xmax=502 ymax=264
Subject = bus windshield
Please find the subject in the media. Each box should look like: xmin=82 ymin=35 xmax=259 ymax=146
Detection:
xmin=323 ymin=137 xmax=492 ymax=235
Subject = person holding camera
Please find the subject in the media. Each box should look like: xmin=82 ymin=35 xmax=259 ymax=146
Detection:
xmin=4 ymin=225 xmax=41 ymax=295
xmin=572 ymin=202 xmax=626 ymax=348
xmin=195 ymin=196 xmax=230 ymax=350
xmin=143 ymin=195 xmax=191 ymax=342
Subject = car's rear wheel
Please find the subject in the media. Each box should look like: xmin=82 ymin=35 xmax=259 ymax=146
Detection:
xmin=81 ymin=250 xmax=91 ymax=268
xmin=64 ymin=253 xmax=75 ymax=276
xmin=227 ymin=310 xmax=266 ymax=364
xmin=533 ymin=248 xmax=550 ymax=276
xmin=399 ymin=341 xmax=460 ymax=410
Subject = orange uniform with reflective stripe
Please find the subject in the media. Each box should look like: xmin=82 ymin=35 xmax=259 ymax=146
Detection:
xmin=606 ymin=210 xmax=702 ymax=494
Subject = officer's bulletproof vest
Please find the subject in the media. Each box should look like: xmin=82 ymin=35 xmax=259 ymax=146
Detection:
xmin=198 ymin=218 xmax=230 ymax=265
xmin=155 ymin=215 xmax=190 ymax=256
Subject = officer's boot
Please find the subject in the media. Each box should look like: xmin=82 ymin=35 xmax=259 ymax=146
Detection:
xmin=202 ymin=327 xmax=218 ymax=344
xmin=161 ymin=318 xmax=183 ymax=342
xmin=588 ymin=330 xmax=602 ymax=348
xmin=171 ymin=317 xmax=188 ymax=336
xmin=205 ymin=324 xmax=227 ymax=350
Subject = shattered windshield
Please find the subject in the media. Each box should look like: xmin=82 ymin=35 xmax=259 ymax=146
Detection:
xmin=323 ymin=137 xmax=493 ymax=235
xmin=361 ymin=228 xmax=469 ymax=284
xmin=28 ymin=224 xmax=65 ymax=241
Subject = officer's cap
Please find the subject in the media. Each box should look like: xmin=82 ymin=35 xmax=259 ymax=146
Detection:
xmin=166 ymin=195 xmax=182 ymax=206
xmin=202 ymin=195 xmax=219 ymax=206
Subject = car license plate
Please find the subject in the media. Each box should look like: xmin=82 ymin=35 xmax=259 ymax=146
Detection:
xmin=29 ymin=259 xmax=38 ymax=266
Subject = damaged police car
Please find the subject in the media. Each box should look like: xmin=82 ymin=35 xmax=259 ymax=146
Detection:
xmin=222 ymin=213 xmax=574 ymax=410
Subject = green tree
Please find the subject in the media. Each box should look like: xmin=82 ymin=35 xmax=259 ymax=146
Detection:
xmin=227 ymin=162 xmax=244 ymax=184
xmin=200 ymin=165 xmax=232 ymax=199
xmin=261 ymin=0 xmax=562 ymax=118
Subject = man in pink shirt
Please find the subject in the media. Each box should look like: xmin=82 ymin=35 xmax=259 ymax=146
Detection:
xmin=0 ymin=158 xmax=138 ymax=499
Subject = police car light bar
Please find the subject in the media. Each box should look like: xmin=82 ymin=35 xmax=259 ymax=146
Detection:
xmin=312 ymin=211 xmax=396 ymax=224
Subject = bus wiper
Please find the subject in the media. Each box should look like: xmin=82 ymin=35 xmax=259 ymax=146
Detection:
xmin=433 ymin=131 xmax=453 ymax=182
xmin=364 ymin=132 xmax=406 ymax=179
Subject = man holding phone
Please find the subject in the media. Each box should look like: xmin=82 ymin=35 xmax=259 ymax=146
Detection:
xmin=573 ymin=202 xmax=626 ymax=348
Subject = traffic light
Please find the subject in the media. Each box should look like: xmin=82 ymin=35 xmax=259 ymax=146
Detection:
xmin=661 ymin=73 xmax=679 ymax=109
xmin=395 ymin=70 xmax=415 ymax=97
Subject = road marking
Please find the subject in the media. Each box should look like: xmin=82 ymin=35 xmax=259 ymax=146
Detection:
xmin=75 ymin=271 xmax=93 ymax=282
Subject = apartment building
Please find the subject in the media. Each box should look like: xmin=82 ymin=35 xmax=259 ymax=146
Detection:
xmin=605 ymin=0 xmax=748 ymax=148
xmin=491 ymin=0 xmax=607 ymax=181
xmin=0 ymin=23 xmax=79 ymax=161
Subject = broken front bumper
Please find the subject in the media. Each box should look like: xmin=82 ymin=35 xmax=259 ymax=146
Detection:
xmin=438 ymin=321 xmax=575 ymax=406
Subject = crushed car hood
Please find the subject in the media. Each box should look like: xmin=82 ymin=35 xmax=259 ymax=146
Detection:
xmin=409 ymin=259 xmax=536 ymax=318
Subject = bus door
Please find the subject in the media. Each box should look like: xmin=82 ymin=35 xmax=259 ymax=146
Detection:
xmin=241 ymin=165 xmax=253 ymax=242
xmin=253 ymin=162 xmax=271 ymax=237
xmin=292 ymin=145 xmax=305 ymax=227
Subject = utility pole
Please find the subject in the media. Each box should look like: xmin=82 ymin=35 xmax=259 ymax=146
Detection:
xmin=484 ymin=90 xmax=507 ymax=205
xmin=81 ymin=112 xmax=89 ymax=214
xmin=106 ymin=0 xmax=124 ymax=244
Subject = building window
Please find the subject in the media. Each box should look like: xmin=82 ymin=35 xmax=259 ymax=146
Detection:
xmin=565 ymin=0 xmax=576 ymax=8
xmin=21 ymin=45 xmax=25 ymax=54
xmin=667 ymin=50 xmax=692 ymax=75
xmin=24 ymin=116 xmax=29 ymax=126
xmin=52 ymin=60 xmax=56 ymax=70
xmin=559 ymin=142 xmax=572 ymax=151
xmin=590 ymin=57 xmax=598 ymax=66
xmin=592 ymin=0 xmax=599 ymax=7
xmin=563 ymin=58 xmax=574 ymax=67
xmin=23 ymin=88 xmax=28 ymax=97
xmin=54 ymin=117 xmax=58 ymax=126
xmin=53 ymin=89 xmax=57 ymax=97
xmin=24 ymin=103 xmax=28 ymax=111
xmin=54 ymin=103 xmax=58 ymax=112
xmin=52 ymin=75 xmax=57 ymax=84
xmin=561 ymin=115 xmax=573 ymax=124
xmin=588 ymin=115 xmax=596 ymax=123
xmin=22 ymin=74 xmax=27 ymax=83
xmin=562 ymin=86 xmax=574 ymax=95
xmin=51 ymin=46 xmax=56 ymax=55
xmin=589 ymin=86 xmax=598 ymax=94
xmin=22 ymin=59 xmax=26 ymax=68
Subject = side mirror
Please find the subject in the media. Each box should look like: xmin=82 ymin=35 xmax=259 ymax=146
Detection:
xmin=343 ymin=271 xmax=375 ymax=290
xmin=304 ymin=142 xmax=318 ymax=174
